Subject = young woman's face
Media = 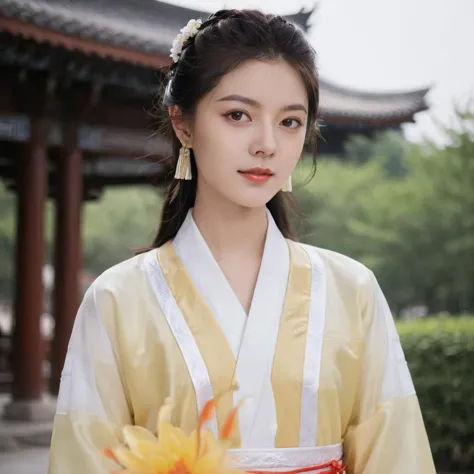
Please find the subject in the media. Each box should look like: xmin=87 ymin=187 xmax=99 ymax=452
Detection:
xmin=189 ymin=58 xmax=308 ymax=209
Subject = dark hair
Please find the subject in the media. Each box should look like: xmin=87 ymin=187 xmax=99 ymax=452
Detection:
xmin=151 ymin=9 xmax=319 ymax=248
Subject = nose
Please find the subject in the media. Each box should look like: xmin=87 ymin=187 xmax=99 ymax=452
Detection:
xmin=249 ymin=122 xmax=277 ymax=158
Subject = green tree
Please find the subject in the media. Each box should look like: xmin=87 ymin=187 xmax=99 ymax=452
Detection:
xmin=0 ymin=183 xmax=16 ymax=300
xmin=408 ymin=109 xmax=474 ymax=312
xmin=294 ymin=108 xmax=474 ymax=314
xmin=82 ymin=187 xmax=163 ymax=276
xmin=293 ymin=158 xmax=384 ymax=260
xmin=343 ymin=129 xmax=410 ymax=177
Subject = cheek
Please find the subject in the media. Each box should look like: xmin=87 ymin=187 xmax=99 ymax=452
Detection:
xmin=193 ymin=118 xmax=242 ymax=173
xmin=280 ymin=133 xmax=305 ymax=169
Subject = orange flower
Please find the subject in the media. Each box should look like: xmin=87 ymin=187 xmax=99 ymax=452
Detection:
xmin=105 ymin=396 xmax=243 ymax=474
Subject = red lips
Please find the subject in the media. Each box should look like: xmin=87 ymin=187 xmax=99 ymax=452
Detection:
xmin=238 ymin=168 xmax=273 ymax=184
xmin=239 ymin=167 xmax=273 ymax=175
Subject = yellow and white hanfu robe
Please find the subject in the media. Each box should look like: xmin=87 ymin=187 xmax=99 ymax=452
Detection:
xmin=48 ymin=209 xmax=436 ymax=474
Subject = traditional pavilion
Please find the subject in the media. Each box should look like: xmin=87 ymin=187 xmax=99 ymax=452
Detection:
xmin=0 ymin=0 xmax=429 ymax=420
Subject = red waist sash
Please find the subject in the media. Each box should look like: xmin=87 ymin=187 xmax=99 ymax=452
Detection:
xmin=248 ymin=459 xmax=346 ymax=474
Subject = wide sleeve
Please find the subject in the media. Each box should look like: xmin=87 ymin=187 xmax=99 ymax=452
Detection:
xmin=48 ymin=280 xmax=132 ymax=474
xmin=343 ymin=272 xmax=436 ymax=474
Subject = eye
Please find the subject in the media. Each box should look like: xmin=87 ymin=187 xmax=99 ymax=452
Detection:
xmin=281 ymin=118 xmax=303 ymax=129
xmin=225 ymin=110 xmax=251 ymax=122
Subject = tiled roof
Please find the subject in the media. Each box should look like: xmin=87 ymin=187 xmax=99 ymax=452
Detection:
xmin=319 ymin=79 xmax=429 ymax=123
xmin=0 ymin=0 xmax=312 ymax=55
xmin=0 ymin=0 xmax=428 ymax=123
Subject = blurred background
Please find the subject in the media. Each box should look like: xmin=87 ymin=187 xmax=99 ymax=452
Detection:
xmin=0 ymin=0 xmax=473 ymax=473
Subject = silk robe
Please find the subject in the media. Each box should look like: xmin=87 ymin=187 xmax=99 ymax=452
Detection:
xmin=48 ymin=209 xmax=436 ymax=473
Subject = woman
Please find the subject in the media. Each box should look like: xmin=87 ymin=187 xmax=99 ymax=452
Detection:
xmin=48 ymin=10 xmax=436 ymax=474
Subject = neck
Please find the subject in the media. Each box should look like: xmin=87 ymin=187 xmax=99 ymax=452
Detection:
xmin=192 ymin=190 xmax=268 ymax=259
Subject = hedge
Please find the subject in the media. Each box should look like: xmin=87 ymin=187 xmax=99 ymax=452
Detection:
xmin=397 ymin=316 xmax=474 ymax=472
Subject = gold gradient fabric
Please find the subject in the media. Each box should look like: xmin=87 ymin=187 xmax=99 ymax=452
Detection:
xmin=157 ymin=242 xmax=240 ymax=446
xmin=272 ymin=240 xmax=312 ymax=447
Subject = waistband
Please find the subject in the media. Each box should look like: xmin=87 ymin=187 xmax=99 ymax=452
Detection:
xmin=227 ymin=443 xmax=344 ymax=472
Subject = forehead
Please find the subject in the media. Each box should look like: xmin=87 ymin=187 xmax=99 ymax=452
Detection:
xmin=207 ymin=58 xmax=308 ymax=108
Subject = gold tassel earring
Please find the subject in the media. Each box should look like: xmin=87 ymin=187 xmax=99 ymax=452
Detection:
xmin=174 ymin=146 xmax=192 ymax=180
xmin=281 ymin=174 xmax=292 ymax=192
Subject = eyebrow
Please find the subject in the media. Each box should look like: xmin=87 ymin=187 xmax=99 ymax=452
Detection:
xmin=217 ymin=94 xmax=308 ymax=114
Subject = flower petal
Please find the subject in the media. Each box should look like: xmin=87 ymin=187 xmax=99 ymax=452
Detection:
xmin=198 ymin=399 xmax=216 ymax=431
xmin=160 ymin=423 xmax=192 ymax=455
xmin=104 ymin=447 xmax=120 ymax=465
xmin=109 ymin=447 xmax=154 ymax=474
xmin=122 ymin=426 xmax=158 ymax=456
xmin=194 ymin=447 xmax=228 ymax=474
xmin=157 ymin=400 xmax=174 ymax=436
xmin=220 ymin=406 xmax=239 ymax=440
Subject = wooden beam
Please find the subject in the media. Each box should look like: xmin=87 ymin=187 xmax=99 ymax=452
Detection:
xmin=0 ymin=115 xmax=171 ymax=156
xmin=0 ymin=69 xmax=152 ymax=130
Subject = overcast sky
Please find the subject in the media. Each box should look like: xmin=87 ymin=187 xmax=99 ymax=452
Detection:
xmin=165 ymin=0 xmax=474 ymax=143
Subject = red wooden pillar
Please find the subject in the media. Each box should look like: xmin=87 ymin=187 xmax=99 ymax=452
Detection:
xmin=49 ymin=121 xmax=83 ymax=395
xmin=10 ymin=116 xmax=48 ymax=402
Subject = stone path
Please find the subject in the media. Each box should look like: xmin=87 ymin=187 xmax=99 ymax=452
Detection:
xmin=0 ymin=447 xmax=49 ymax=474
xmin=0 ymin=394 xmax=53 ymax=452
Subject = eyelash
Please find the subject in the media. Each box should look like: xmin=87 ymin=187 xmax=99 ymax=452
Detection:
xmin=224 ymin=110 xmax=304 ymax=129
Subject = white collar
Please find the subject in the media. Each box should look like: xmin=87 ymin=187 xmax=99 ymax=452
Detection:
xmin=172 ymin=207 xmax=289 ymax=358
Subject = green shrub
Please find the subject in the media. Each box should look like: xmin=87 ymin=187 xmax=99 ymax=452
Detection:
xmin=397 ymin=316 xmax=474 ymax=472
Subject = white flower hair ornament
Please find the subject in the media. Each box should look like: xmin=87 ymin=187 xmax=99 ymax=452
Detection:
xmin=170 ymin=19 xmax=203 ymax=63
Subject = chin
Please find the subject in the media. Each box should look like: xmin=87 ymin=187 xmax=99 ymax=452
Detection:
xmin=229 ymin=189 xmax=280 ymax=209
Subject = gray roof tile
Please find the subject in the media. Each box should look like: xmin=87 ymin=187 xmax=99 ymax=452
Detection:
xmin=0 ymin=0 xmax=312 ymax=54
xmin=319 ymin=79 xmax=429 ymax=120
xmin=0 ymin=0 xmax=428 ymax=121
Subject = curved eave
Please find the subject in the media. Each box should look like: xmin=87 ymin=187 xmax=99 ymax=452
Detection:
xmin=0 ymin=14 xmax=170 ymax=69
xmin=0 ymin=0 xmax=312 ymax=64
xmin=284 ymin=6 xmax=316 ymax=32
xmin=0 ymin=6 xmax=431 ymax=128
xmin=319 ymin=103 xmax=430 ymax=126
xmin=0 ymin=0 xmax=196 ymax=56
xmin=318 ymin=78 xmax=430 ymax=126
xmin=319 ymin=109 xmax=429 ymax=128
